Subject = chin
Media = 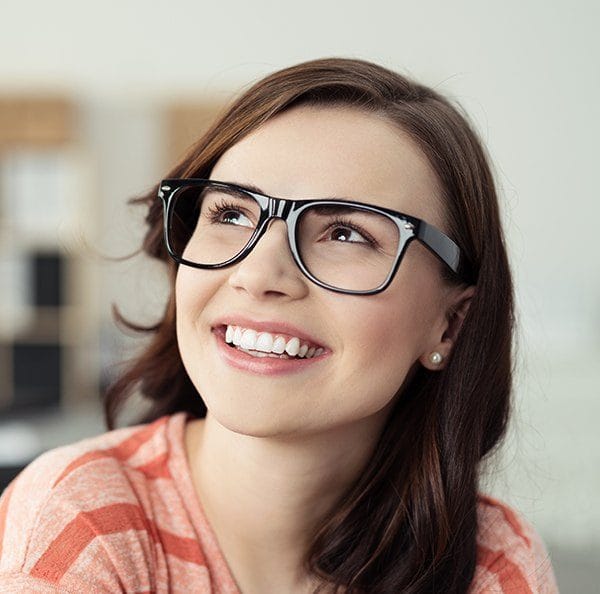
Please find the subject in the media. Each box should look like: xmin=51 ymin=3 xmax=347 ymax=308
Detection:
xmin=209 ymin=410 xmax=305 ymax=439
xmin=195 ymin=387 xmax=297 ymax=435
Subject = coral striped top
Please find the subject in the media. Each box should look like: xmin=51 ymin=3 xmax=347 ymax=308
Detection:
xmin=0 ymin=413 xmax=558 ymax=593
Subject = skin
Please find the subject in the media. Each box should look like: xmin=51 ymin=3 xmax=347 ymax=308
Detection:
xmin=177 ymin=105 xmax=475 ymax=594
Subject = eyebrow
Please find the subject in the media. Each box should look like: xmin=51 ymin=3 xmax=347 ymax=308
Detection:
xmin=226 ymin=181 xmax=265 ymax=195
xmin=306 ymin=205 xmax=375 ymax=217
xmin=222 ymin=180 xmax=356 ymax=204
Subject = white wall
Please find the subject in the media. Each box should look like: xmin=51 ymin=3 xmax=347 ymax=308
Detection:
xmin=2 ymin=0 xmax=598 ymax=550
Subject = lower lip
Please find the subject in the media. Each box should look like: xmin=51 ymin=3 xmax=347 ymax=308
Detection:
xmin=212 ymin=327 xmax=328 ymax=376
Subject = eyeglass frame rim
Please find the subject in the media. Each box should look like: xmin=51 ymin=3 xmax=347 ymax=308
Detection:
xmin=158 ymin=178 xmax=471 ymax=295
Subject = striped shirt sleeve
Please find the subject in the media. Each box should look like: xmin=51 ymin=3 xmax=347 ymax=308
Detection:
xmin=470 ymin=494 xmax=559 ymax=593
xmin=0 ymin=422 xmax=166 ymax=593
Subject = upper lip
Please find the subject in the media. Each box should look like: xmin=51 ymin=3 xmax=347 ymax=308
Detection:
xmin=212 ymin=315 xmax=328 ymax=349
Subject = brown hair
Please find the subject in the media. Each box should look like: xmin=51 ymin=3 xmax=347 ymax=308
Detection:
xmin=105 ymin=58 xmax=514 ymax=593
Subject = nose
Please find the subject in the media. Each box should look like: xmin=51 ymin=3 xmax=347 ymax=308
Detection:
xmin=227 ymin=218 xmax=309 ymax=301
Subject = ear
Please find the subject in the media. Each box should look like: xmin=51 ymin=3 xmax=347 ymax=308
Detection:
xmin=419 ymin=284 xmax=476 ymax=371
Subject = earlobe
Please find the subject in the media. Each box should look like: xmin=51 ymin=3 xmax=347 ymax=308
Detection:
xmin=420 ymin=284 xmax=476 ymax=371
xmin=420 ymin=349 xmax=448 ymax=370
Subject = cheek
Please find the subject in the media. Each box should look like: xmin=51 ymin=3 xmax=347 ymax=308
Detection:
xmin=352 ymin=296 xmax=429 ymax=359
xmin=175 ymin=269 xmax=201 ymax=363
xmin=339 ymin=297 xmax=432 ymax=403
xmin=175 ymin=267 xmax=226 ymax=398
xmin=174 ymin=267 xmax=219 ymax=365
xmin=175 ymin=267 xmax=216 ymax=320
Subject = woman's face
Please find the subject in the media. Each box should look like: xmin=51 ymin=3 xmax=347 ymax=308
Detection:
xmin=175 ymin=105 xmax=464 ymax=438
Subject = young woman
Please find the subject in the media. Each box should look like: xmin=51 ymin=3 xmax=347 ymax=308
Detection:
xmin=0 ymin=58 xmax=559 ymax=593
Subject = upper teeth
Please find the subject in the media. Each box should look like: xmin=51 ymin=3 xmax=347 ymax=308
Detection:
xmin=225 ymin=325 xmax=324 ymax=358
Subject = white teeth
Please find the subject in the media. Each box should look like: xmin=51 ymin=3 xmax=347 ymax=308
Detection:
xmin=224 ymin=324 xmax=323 ymax=358
xmin=255 ymin=332 xmax=274 ymax=352
xmin=285 ymin=337 xmax=300 ymax=357
xmin=233 ymin=327 xmax=243 ymax=345
xmin=272 ymin=336 xmax=287 ymax=354
xmin=240 ymin=329 xmax=257 ymax=350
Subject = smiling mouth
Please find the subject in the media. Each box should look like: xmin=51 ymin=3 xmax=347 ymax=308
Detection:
xmin=215 ymin=324 xmax=326 ymax=360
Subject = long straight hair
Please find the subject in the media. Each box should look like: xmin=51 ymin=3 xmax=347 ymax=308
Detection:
xmin=104 ymin=58 xmax=514 ymax=593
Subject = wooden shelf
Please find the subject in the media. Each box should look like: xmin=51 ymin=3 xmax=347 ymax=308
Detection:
xmin=0 ymin=96 xmax=74 ymax=148
xmin=0 ymin=94 xmax=99 ymax=414
xmin=165 ymin=100 xmax=223 ymax=167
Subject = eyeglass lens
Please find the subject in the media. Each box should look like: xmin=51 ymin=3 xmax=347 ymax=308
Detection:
xmin=168 ymin=183 xmax=401 ymax=292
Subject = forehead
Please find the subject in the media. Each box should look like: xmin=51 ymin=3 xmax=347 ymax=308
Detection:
xmin=210 ymin=105 xmax=445 ymax=227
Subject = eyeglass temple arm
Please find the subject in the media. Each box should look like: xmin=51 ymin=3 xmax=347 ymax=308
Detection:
xmin=416 ymin=220 xmax=462 ymax=277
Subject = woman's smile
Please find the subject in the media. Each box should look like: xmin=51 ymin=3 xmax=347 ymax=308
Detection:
xmin=210 ymin=318 xmax=330 ymax=376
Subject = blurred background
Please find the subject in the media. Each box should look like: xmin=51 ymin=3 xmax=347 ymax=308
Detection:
xmin=0 ymin=0 xmax=598 ymax=590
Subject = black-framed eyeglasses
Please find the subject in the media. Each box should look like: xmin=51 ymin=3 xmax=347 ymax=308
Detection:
xmin=158 ymin=179 xmax=470 ymax=295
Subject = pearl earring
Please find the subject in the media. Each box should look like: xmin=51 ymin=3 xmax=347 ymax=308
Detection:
xmin=429 ymin=352 xmax=443 ymax=365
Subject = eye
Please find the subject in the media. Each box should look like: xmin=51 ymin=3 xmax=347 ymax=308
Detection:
xmin=330 ymin=225 xmax=368 ymax=243
xmin=325 ymin=218 xmax=378 ymax=247
xmin=206 ymin=200 xmax=254 ymax=228
xmin=219 ymin=209 xmax=253 ymax=227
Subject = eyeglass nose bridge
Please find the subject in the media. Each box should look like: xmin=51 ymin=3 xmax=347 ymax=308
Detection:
xmin=249 ymin=195 xmax=298 ymax=252
xmin=235 ymin=195 xmax=308 ymax=282
xmin=266 ymin=195 xmax=295 ymax=219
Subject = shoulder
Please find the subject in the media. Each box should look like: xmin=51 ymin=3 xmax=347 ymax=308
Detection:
xmin=470 ymin=493 xmax=559 ymax=593
xmin=0 ymin=414 xmax=177 ymax=592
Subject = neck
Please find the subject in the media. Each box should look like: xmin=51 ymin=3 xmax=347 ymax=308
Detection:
xmin=185 ymin=409 xmax=390 ymax=593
